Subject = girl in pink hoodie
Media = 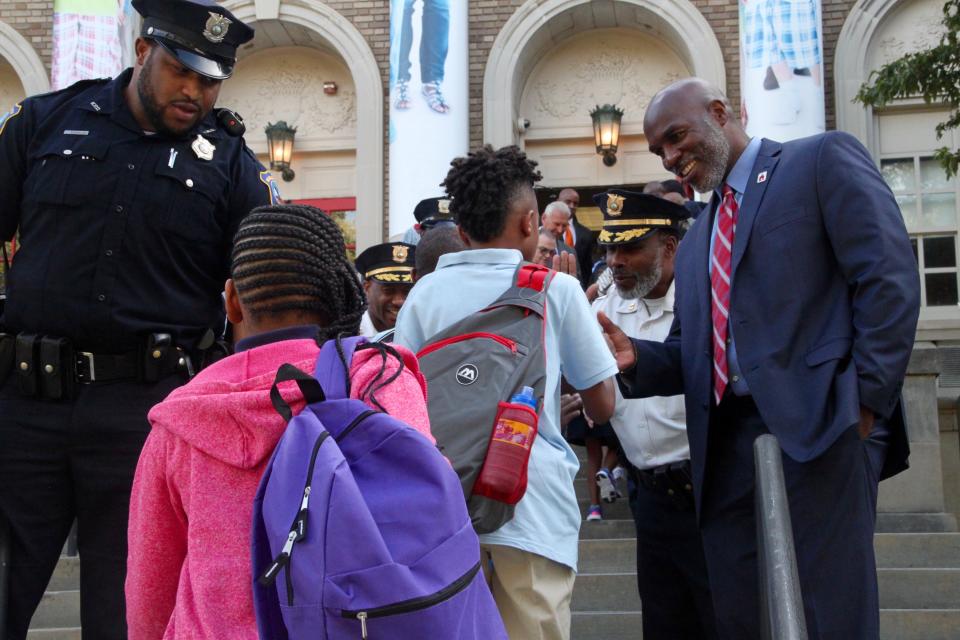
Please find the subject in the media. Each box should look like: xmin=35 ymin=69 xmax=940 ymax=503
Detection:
xmin=125 ymin=205 xmax=434 ymax=639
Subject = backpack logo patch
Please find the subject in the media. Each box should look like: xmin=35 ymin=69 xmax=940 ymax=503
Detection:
xmin=456 ymin=364 xmax=479 ymax=385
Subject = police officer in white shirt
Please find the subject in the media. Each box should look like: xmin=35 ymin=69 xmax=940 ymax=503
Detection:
xmin=591 ymin=190 xmax=717 ymax=640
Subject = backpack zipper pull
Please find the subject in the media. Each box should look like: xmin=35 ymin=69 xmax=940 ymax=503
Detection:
xmin=294 ymin=486 xmax=312 ymax=538
xmin=357 ymin=611 xmax=368 ymax=639
xmin=258 ymin=529 xmax=298 ymax=585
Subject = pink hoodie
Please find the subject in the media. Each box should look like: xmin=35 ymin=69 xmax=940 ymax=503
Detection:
xmin=125 ymin=338 xmax=433 ymax=640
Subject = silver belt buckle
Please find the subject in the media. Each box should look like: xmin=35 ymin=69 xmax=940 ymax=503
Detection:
xmin=77 ymin=351 xmax=96 ymax=383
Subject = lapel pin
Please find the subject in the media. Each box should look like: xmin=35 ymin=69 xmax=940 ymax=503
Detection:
xmin=757 ymin=171 xmax=767 ymax=184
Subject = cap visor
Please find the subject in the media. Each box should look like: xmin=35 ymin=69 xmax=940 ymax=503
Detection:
xmin=156 ymin=41 xmax=233 ymax=80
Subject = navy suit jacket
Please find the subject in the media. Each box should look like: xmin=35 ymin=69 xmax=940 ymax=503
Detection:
xmin=618 ymin=132 xmax=920 ymax=511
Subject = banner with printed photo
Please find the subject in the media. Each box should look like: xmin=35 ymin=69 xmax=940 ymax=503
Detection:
xmin=52 ymin=0 xmax=124 ymax=90
xmin=389 ymin=0 xmax=468 ymax=239
xmin=739 ymin=0 xmax=826 ymax=141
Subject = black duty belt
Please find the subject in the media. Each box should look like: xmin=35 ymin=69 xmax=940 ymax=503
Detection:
xmin=629 ymin=459 xmax=695 ymax=511
xmin=0 ymin=332 xmax=191 ymax=400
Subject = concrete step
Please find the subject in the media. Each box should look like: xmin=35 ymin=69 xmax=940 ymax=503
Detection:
xmin=30 ymin=590 xmax=80 ymax=630
xmin=876 ymin=512 xmax=958 ymax=533
xmin=572 ymin=568 xmax=960 ymax=612
xmin=572 ymin=573 xmax=640 ymax=612
xmin=47 ymin=556 xmax=80 ymax=591
xmin=579 ymin=533 xmax=960 ymax=573
xmin=570 ymin=610 xmax=960 ymax=640
xmin=878 ymin=568 xmax=960 ymax=609
xmin=571 ymin=611 xmax=641 ymax=639
xmin=579 ymin=518 xmax=635 ymax=540
xmin=879 ymin=609 xmax=960 ymax=640
xmin=26 ymin=629 xmax=82 ymax=640
xmin=874 ymin=533 xmax=960 ymax=568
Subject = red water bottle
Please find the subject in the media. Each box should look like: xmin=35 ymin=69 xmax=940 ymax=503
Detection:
xmin=473 ymin=386 xmax=539 ymax=504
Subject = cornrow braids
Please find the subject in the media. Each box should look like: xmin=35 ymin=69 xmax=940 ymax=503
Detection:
xmin=230 ymin=204 xmax=367 ymax=341
xmin=441 ymin=145 xmax=542 ymax=243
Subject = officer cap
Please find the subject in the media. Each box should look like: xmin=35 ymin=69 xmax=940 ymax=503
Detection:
xmin=355 ymin=242 xmax=417 ymax=284
xmin=413 ymin=197 xmax=456 ymax=230
xmin=134 ymin=0 xmax=254 ymax=80
xmin=593 ymin=189 xmax=689 ymax=246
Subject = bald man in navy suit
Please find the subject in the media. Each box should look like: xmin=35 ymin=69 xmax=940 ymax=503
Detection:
xmin=600 ymin=78 xmax=919 ymax=640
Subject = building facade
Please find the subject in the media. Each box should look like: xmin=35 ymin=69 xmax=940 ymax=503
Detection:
xmin=0 ymin=0 xmax=957 ymax=516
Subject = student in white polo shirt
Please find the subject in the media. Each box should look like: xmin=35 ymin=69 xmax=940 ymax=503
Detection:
xmin=395 ymin=145 xmax=617 ymax=640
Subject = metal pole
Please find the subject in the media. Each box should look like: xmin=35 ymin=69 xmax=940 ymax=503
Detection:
xmin=754 ymin=433 xmax=808 ymax=640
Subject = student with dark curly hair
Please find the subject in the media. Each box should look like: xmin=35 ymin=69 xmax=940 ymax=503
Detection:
xmin=394 ymin=145 xmax=617 ymax=640
xmin=125 ymin=204 xmax=435 ymax=639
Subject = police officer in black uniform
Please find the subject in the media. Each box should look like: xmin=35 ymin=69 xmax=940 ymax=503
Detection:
xmin=0 ymin=1 xmax=275 ymax=636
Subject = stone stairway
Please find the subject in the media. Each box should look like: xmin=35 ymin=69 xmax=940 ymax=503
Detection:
xmin=569 ymin=445 xmax=960 ymax=640
xmin=26 ymin=449 xmax=960 ymax=640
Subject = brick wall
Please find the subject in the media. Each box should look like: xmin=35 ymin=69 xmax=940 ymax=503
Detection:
xmin=1 ymin=0 xmax=54 ymax=71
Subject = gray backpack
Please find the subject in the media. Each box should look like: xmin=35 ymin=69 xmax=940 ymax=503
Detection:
xmin=416 ymin=262 xmax=555 ymax=534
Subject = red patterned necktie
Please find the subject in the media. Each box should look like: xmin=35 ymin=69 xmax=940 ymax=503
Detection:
xmin=711 ymin=184 xmax=738 ymax=404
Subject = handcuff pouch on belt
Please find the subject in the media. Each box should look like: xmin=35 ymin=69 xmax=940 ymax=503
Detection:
xmin=635 ymin=460 xmax=695 ymax=511
xmin=9 ymin=332 xmax=191 ymax=400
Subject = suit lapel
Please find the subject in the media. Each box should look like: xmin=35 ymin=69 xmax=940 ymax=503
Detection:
xmin=731 ymin=139 xmax=782 ymax=274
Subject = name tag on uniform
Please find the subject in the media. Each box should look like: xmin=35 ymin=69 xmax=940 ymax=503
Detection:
xmin=63 ymin=130 xmax=89 ymax=136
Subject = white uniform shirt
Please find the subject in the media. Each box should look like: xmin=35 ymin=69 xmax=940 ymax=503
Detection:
xmin=591 ymin=281 xmax=690 ymax=470
xmin=358 ymin=310 xmax=377 ymax=338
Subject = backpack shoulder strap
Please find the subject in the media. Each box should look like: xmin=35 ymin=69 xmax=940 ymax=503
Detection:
xmin=314 ymin=336 xmax=367 ymax=400
xmin=485 ymin=261 xmax=556 ymax=316
xmin=270 ymin=363 xmax=326 ymax=422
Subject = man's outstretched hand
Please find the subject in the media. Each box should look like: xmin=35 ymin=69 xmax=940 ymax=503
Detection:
xmin=597 ymin=311 xmax=636 ymax=373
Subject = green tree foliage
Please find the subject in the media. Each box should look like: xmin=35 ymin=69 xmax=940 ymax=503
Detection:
xmin=856 ymin=0 xmax=960 ymax=177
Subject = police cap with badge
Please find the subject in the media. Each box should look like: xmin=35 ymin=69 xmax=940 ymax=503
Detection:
xmin=355 ymin=242 xmax=417 ymax=284
xmin=414 ymin=197 xmax=456 ymax=231
xmin=593 ymin=189 xmax=689 ymax=246
xmin=133 ymin=0 xmax=254 ymax=80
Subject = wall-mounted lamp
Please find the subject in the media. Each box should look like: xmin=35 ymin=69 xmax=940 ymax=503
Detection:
xmin=590 ymin=104 xmax=624 ymax=167
xmin=323 ymin=81 xmax=338 ymax=95
xmin=265 ymin=121 xmax=297 ymax=182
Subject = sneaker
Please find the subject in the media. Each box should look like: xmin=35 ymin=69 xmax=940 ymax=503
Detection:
xmin=596 ymin=468 xmax=617 ymax=503
xmin=612 ymin=465 xmax=626 ymax=499
xmin=586 ymin=504 xmax=603 ymax=521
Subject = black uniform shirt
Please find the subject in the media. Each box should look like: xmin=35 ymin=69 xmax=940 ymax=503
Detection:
xmin=0 ymin=69 xmax=277 ymax=352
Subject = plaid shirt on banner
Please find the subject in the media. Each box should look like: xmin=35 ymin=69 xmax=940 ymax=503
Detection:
xmin=52 ymin=13 xmax=123 ymax=91
xmin=742 ymin=0 xmax=821 ymax=71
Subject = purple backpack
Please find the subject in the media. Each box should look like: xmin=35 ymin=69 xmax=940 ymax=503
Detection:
xmin=251 ymin=337 xmax=506 ymax=640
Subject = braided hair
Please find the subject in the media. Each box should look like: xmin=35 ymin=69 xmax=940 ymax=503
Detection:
xmin=230 ymin=204 xmax=367 ymax=341
xmin=441 ymin=145 xmax=542 ymax=243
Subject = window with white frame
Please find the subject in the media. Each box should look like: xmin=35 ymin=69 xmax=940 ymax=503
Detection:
xmin=878 ymin=110 xmax=960 ymax=320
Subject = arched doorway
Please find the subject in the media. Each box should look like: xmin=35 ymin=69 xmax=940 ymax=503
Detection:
xmin=0 ymin=20 xmax=49 ymax=98
xmin=224 ymin=0 xmax=383 ymax=250
xmin=483 ymin=0 xmax=724 ymax=149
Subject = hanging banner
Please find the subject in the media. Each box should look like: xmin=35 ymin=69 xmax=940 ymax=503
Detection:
xmin=389 ymin=0 xmax=469 ymax=240
xmin=739 ymin=0 xmax=826 ymax=141
xmin=52 ymin=0 xmax=124 ymax=90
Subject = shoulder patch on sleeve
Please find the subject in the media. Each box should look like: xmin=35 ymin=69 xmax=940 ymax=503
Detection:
xmin=259 ymin=170 xmax=282 ymax=205
xmin=0 ymin=103 xmax=23 ymax=136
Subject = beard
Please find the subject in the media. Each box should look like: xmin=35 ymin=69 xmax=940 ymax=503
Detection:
xmin=689 ymin=116 xmax=731 ymax=193
xmin=614 ymin=245 xmax=664 ymax=299
xmin=137 ymin=50 xmax=200 ymax=137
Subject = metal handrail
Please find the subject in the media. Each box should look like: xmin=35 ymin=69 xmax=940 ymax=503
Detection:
xmin=754 ymin=434 xmax=808 ymax=640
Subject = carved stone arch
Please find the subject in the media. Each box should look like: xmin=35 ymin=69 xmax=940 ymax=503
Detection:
xmin=834 ymin=0 xmax=907 ymax=150
xmin=0 ymin=21 xmax=50 ymax=97
xmin=223 ymin=0 xmax=383 ymax=249
xmin=483 ymin=0 xmax=725 ymax=148
xmin=835 ymin=0 xmax=945 ymax=152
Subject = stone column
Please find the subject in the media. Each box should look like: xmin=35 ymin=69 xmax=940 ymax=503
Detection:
xmin=878 ymin=343 xmax=957 ymax=531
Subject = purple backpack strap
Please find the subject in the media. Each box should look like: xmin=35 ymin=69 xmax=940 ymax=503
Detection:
xmin=315 ymin=336 xmax=367 ymax=399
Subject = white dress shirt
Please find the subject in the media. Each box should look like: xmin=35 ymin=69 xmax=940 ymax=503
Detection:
xmin=591 ymin=281 xmax=691 ymax=470
xmin=358 ymin=310 xmax=377 ymax=338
